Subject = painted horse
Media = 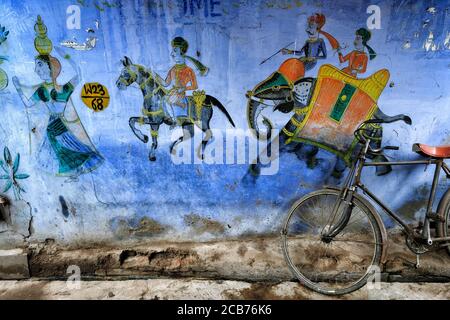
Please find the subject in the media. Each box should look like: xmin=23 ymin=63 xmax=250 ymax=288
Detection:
xmin=116 ymin=56 xmax=235 ymax=161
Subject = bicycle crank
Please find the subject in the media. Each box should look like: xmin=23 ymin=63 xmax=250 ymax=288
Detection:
xmin=405 ymin=235 xmax=429 ymax=255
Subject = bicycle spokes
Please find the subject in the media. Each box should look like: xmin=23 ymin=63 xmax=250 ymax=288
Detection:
xmin=282 ymin=189 xmax=383 ymax=295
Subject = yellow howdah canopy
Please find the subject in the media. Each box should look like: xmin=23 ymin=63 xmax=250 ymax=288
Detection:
xmin=286 ymin=64 xmax=390 ymax=164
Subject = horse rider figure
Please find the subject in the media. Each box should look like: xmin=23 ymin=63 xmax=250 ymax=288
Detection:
xmin=156 ymin=37 xmax=209 ymax=126
xmin=280 ymin=13 xmax=339 ymax=81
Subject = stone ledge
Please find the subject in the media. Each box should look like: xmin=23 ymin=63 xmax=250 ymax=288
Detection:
xmin=26 ymin=233 xmax=450 ymax=282
xmin=0 ymin=249 xmax=30 ymax=280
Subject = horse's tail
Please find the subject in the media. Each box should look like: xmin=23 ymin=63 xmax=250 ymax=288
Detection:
xmin=207 ymin=95 xmax=236 ymax=127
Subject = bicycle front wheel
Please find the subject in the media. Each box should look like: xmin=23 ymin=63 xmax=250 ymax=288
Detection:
xmin=282 ymin=189 xmax=383 ymax=295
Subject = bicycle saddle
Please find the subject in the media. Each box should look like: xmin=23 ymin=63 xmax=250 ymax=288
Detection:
xmin=413 ymin=143 xmax=450 ymax=158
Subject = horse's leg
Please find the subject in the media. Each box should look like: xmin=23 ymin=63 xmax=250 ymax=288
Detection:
xmin=170 ymin=123 xmax=195 ymax=156
xmin=148 ymin=123 xmax=160 ymax=162
xmin=196 ymin=107 xmax=213 ymax=160
xmin=129 ymin=117 xmax=149 ymax=143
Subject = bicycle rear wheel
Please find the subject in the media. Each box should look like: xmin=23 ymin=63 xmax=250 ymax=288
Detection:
xmin=436 ymin=189 xmax=450 ymax=256
xmin=282 ymin=189 xmax=383 ymax=295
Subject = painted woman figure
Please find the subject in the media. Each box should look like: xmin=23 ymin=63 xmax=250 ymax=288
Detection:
xmin=12 ymin=16 xmax=103 ymax=179
xmin=338 ymin=28 xmax=376 ymax=78
xmin=280 ymin=13 xmax=339 ymax=81
xmin=158 ymin=37 xmax=208 ymax=124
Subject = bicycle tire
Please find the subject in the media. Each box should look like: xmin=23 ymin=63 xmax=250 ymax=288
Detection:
xmin=436 ymin=188 xmax=450 ymax=256
xmin=281 ymin=188 xmax=384 ymax=295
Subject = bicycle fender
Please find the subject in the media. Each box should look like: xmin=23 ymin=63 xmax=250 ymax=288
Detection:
xmin=324 ymin=186 xmax=389 ymax=265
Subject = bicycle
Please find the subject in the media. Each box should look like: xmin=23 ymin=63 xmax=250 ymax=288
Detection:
xmin=281 ymin=116 xmax=450 ymax=295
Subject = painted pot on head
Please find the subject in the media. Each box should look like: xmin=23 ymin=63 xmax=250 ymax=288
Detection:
xmin=0 ymin=68 xmax=7 ymax=91
xmin=34 ymin=15 xmax=52 ymax=55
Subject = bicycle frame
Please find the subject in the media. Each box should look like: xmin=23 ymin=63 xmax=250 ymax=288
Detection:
xmin=329 ymin=138 xmax=450 ymax=246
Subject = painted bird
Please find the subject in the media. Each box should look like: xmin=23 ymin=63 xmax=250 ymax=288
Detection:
xmin=426 ymin=7 xmax=437 ymax=14
xmin=0 ymin=25 xmax=9 ymax=45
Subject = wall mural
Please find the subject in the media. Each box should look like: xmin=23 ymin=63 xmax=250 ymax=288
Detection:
xmin=0 ymin=25 xmax=9 ymax=92
xmin=12 ymin=16 xmax=104 ymax=181
xmin=0 ymin=0 xmax=448 ymax=244
xmin=116 ymin=41 xmax=235 ymax=161
xmin=0 ymin=147 xmax=29 ymax=200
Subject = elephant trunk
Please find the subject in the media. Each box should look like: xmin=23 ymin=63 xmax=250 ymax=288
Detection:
xmin=374 ymin=109 xmax=412 ymax=125
xmin=247 ymin=98 xmax=273 ymax=140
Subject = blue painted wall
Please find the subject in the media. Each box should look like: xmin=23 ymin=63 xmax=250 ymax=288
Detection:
xmin=0 ymin=0 xmax=449 ymax=244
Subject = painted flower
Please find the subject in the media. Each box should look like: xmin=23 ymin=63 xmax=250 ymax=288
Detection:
xmin=0 ymin=147 xmax=29 ymax=200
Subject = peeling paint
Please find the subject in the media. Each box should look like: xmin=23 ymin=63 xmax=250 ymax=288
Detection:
xmin=184 ymin=213 xmax=226 ymax=235
xmin=111 ymin=217 xmax=168 ymax=239
xmin=58 ymin=196 xmax=69 ymax=219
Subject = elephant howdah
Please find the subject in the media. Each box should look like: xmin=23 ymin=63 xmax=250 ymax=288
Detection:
xmin=283 ymin=64 xmax=390 ymax=165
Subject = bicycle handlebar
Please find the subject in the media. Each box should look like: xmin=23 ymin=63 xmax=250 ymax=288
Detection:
xmin=354 ymin=115 xmax=412 ymax=153
xmin=384 ymin=146 xmax=399 ymax=151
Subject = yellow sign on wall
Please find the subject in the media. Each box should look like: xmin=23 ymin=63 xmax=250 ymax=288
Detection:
xmin=81 ymin=82 xmax=110 ymax=112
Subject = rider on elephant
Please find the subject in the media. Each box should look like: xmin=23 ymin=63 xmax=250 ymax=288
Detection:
xmin=280 ymin=13 xmax=340 ymax=81
xmin=249 ymin=13 xmax=339 ymax=102
xmin=158 ymin=37 xmax=209 ymax=124
xmin=337 ymin=28 xmax=377 ymax=78
xmin=276 ymin=13 xmax=340 ymax=168
xmin=247 ymin=14 xmax=340 ymax=169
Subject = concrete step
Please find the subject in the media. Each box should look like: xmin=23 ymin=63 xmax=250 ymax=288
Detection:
xmin=27 ymin=234 xmax=450 ymax=282
xmin=0 ymin=279 xmax=448 ymax=300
